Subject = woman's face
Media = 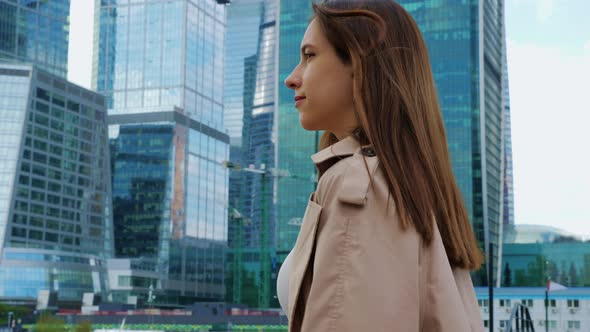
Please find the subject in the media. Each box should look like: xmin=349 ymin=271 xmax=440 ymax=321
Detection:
xmin=285 ymin=19 xmax=358 ymax=139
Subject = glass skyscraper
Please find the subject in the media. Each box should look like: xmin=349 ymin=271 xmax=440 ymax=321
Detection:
xmin=95 ymin=0 xmax=230 ymax=305
xmin=224 ymin=0 xmax=278 ymax=308
xmin=502 ymin=53 xmax=515 ymax=229
xmin=277 ymin=0 xmax=509 ymax=286
xmin=395 ymin=0 xmax=508 ymax=286
xmin=276 ymin=0 xmax=318 ymax=271
xmin=0 ymin=0 xmax=70 ymax=78
xmin=0 ymin=64 xmax=112 ymax=305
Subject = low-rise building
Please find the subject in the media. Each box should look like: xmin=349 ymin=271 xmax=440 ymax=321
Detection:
xmin=476 ymin=287 xmax=590 ymax=331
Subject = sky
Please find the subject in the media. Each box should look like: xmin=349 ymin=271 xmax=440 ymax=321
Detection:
xmin=67 ymin=0 xmax=590 ymax=236
xmin=505 ymin=0 xmax=590 ymax=237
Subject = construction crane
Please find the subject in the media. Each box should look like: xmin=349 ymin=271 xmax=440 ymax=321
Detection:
xmin=222 ymin=161 xmax=316 ymax=308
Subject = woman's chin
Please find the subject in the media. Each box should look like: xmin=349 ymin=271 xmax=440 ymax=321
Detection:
xmin=299 ymin=119 xmax=320 ymax=131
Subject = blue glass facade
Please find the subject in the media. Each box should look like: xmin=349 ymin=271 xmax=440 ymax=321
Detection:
xmin=276 ymin=0 xmax=317 ymax=262
xmin=0 ymin=0 xmax=70 ymax=78
xmin=502 ymin=242 xmax=590 ymax=287
xmin=502 ymin=52 xmax=514 ymax=229
xmin=95 ymin=0 xmax=226 ymax=131
xmin=373 ymin=0 xmax=506 ymax=286
xmin=224 ymin=0 xmax=264 ymax=146
xmin=111 ymin=125 xmax=175 ymax=259
xmin=0 ymin=64 xmax=112 ymax=304
xmin=224 ymin=0 xmax=278 ymax=308
xmin=107 ymin=119 xmax=229 ymax=304
xmin=96 ymin=0 xmax=230 ymax=305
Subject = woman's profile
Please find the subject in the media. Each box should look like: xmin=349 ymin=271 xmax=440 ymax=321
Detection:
xmin=276 ymin=0 xmax=485 ymax=331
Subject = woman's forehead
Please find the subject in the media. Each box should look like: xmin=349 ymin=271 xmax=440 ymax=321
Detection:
xmin=301 ymin=19 xmax=326 ymax=48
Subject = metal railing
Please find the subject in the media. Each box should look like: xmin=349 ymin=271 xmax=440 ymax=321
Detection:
xmin=505 ymin=302 xmax=535 ymax=332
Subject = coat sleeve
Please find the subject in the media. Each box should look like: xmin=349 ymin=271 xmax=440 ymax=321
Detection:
xmin=295 ymin=200 xmax=423 ymax=332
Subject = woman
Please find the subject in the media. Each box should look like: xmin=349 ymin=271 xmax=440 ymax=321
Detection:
xmin=276 ymin=0 xmax=485 ymax=331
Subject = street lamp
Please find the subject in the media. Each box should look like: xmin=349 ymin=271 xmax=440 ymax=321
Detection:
xmin=7 ymin=312 xmax=13 ymax=331
xmin=147 ymin=283 xmax=156 ymax=328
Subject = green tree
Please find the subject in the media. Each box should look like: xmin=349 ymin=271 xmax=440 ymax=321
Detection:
xmin=74 ymin=320 xmax=92 ymax=332
xmin=526 ymin=255 xmax=548 ymax=286
xmin=0 ymin=303 xmax=32 ymax=325
xmin=583 ymin=254 xmax=590 ymax=286
xmin=569 ymin=262 xmax=579 ymax=286
xmin=549 ymin=260 xmax=559 ymax=282
xmin=475 ymin=265 xmax=488 ymax=286
xmin=35 ymin=312 xmax=66 ymax=332
xmin=559 ymin=261 xmax=568 ymax=285
xmin=503 ymin=263 xmax=512 ymax=287
xmin=553 ymin=235 xmax=580 ymax=243
xmin=514 ymin=269 xmax=527 ymax=286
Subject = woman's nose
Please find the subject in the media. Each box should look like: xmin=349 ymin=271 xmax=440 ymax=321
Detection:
xmin=285 ymin=71 xmax=301 ymax=90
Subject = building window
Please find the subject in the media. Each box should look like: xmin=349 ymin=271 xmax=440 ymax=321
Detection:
xmin=500 ymin=299 xmax=512 ymax=307
xmin=29 ymin=230 xmax=43 ymax=241
xmin=568 ymin=321 xmax=581 ymax=330
xmin=11 ymin=227 xmax=27 ymax=238
xmin=483 ymin=320 xmax=488 ymax=328
xmin=521 ymin=299 xmax=533 ymax=307
xmin=118 ymin=275 xmax=155 ymax=288
xmin=37 ymin=87 xmax=50 ymax=102
xmin=478 ymin=299 xmax=489 ymax=308
xmin=45 ymin=232 xmax=58 ymax=242
xmin=18 ymin=175 xmax=29 ymax=186
xmin=567 ymin=299 xmax=580 ymax=308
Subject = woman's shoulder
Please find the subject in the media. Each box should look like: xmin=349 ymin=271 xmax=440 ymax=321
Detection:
xmin=315 ymin=150 xmax=380 ymax=207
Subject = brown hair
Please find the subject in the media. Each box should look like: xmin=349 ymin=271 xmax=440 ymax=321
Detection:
xmin=312 ymin=0 xmax=483 ymax=270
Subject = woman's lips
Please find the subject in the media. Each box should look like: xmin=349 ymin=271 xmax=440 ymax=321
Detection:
xmin=295 ymin=96 xmax=306 ymax=107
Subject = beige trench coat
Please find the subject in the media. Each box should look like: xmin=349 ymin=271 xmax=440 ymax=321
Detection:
xmin=286 ymin=136 xmax=484 ymax=332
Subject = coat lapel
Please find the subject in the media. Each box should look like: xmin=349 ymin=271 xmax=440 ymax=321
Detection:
xmin=288 ymin=194 xmax=323 ymax=328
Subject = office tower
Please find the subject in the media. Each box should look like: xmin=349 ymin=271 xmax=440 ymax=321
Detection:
xmin=277 ymin=0 xmax=509 ymax=286
xmin=0 ymin=0 xmax=70 ymax=78
xmin=390 ymin=0 xmax=508 ymax=286
xmin=275 ymin=0 xmax=318 ymax=281
xmin=502 ymin=54 xmax=515 ymax=229
xmin=95 ymin=0 xmax=230 ymax=305
xmin=0 ymin=64 xmax=112 ymax=305
xmin=224 ymin=0 xmax=278 ymax=308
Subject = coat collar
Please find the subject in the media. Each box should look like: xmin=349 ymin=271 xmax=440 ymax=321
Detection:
xmin=310 ymin=136 xmax=361 ymax=179
xmin=311 ymin=135 xmax=380 ymax=206
xmin=311 ymin=135 xmax=361 ymax=165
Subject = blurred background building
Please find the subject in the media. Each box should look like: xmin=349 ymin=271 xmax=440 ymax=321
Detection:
xmin=504 ymin=224 xmax=579 ymax=245
xmin=475 ymin=287 xmax=590 ymax=330
xmin=0 ymin=63 xmax=112 ymax=308
xmin=395 ymin=0 xmax=509 ymax=286
xmin=0 ymin=0 xmax=69 ymax=77
xmin=0 ymin=0 xmax=114 ymax=308
xmin=502 ymin=52 xmax=515 ymax=232
xmin=224 ymin=0 xmax=278 ymax=308
xmin=501 ymin=224 xmax=590 ymax=289
xmin=274 ymin=0 xmax=320 ymax=292
xmin=94 ymin=0 xmax=230 ymax=306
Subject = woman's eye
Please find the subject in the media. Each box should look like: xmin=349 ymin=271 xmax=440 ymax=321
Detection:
xmin=304 ymin=53 xmax=315 ymax=60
